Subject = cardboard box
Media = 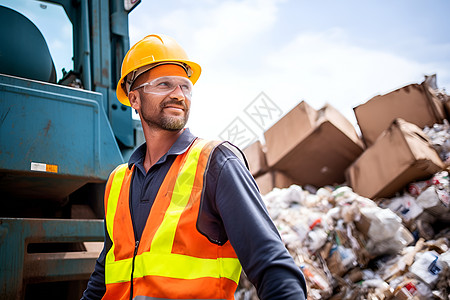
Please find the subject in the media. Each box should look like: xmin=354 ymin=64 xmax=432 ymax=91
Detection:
xmin=326 ymin=250 xmax=346 ymax=277
xmin=242 ymin=140 xmax=268 ymax=177
xmin=354 ymin=81 xmax=446 ymax=147
xmin=264 ymin=101 xmax=364 ymax=187
xmin=445 ymin=97 xmax=450 ymax=121
xmin=255 ymin=172 xmax=273 ymax=195
xmin=346 ymin=118 xmax=445 ymax=199
xmin=255 ymin=170 xmax=296 ymax=195
xmin=273 ymin=171 xmax=296 ymax=189
xmin=355 ymin=213 xmax=371 ymax=238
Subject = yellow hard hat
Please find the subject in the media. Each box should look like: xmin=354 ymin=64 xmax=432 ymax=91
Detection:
xmin=116 ymin=34 xmax=201 ymax=106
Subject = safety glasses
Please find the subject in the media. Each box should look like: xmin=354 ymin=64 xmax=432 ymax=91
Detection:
xmin=132 ymin=76 xmax=193 ymax=99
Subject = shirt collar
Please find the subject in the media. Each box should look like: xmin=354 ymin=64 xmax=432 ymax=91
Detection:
xmin=128 ymin=128 xmax=197 ymax=170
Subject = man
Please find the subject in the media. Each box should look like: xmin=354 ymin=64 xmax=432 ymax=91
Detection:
xmin=81 ymin=34 xmax=307 ymax=300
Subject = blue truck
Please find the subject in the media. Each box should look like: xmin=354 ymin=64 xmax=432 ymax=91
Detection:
xmin=0 ymin=1 xmax=142 ymax=298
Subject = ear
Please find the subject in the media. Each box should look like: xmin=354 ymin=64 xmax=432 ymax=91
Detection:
xmin=128 ymin=91 xmax=141 ymax=111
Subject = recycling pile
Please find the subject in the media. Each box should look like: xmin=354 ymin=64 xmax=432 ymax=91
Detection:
xmin=235 ymin=77 xmax=450 ymax=299
xmin=423 ymin=121 xmax=450 ymax=166
xmin=236 ymin=170 xmax=449 ymax=299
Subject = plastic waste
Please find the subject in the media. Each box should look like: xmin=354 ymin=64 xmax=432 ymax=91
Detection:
xmin=409 ymin=251 xmax=444 ymax=288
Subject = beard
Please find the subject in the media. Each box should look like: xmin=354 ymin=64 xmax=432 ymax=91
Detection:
xmin=157 ymin=111 xmax=189 ymax=131
xmin=141 ymin=99 xmax=190 ymax=131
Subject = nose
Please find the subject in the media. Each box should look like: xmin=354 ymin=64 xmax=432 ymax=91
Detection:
xmin=168 ymin=85 xmax=186 ymax=100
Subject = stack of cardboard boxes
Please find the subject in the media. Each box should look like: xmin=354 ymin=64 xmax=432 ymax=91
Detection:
xmin=246 ymin=101 xmax=365 ymax=194
xmin=237 ymin=75 xmax=450 ymax=300
xmin=245 ymin=75 xmax=449 ymax=199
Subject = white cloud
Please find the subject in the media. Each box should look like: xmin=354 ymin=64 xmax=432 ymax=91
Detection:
xmin=129 ymin=0 xmax=284 ymax=62
xmin=191 ymin=0 xmax=281 ymax=62
xmin=261 ymin=29 xmax=443 ymax=121
xmin=188 ymin=28 xmax=444 ymax=141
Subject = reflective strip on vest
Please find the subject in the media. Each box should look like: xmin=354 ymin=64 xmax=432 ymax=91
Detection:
xmin=151 ymin=139 xmax=208 ymax=254
xmin=105 ymin=163 xmax=131 ymax=283
xmin=104 ymin=139 xmax=241 ymax=288
xmin=106 ymin=252 xmax=241 ymax=283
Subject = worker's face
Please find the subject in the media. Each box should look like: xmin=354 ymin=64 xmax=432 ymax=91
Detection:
xmin=129 ymin=74 xmax=191 ymax=131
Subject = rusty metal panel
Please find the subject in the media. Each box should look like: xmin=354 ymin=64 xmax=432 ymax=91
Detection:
xmin=0 ymin=218 xmax=104 ymax=299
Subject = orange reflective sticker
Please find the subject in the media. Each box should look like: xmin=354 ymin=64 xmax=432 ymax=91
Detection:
xmin=46 ymin=164 xmax=58 ymax=173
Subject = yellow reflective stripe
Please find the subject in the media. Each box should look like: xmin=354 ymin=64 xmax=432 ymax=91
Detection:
xmin=106 ymin=252 xmax=241 ymax=284
xmin=137 ymin=253 xmax=241 ymax=282
xmin=105 ymin=164 xmax=128 ymax=283
xmin=221 ymin=258 xmax=242 ymax=284
xmin=150 ymin=139 xmax=208 ymax=253
xmin=105 ymin=257 xmax=133 ymax=284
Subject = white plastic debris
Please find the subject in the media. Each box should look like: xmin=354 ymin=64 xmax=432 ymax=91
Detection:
xmin=410 ymin=251 xmax=444 ymax=288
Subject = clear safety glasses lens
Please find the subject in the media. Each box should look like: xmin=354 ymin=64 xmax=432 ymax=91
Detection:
xmin=133 ymin=76 xmax=193 ymax=99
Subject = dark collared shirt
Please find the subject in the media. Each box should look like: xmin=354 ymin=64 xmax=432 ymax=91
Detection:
xmin=82 ymin=129 xmax=307 ymax=300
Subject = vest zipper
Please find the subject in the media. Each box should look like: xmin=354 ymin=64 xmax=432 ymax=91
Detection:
xmin=130 ymin=240 xmax=140 ymax=300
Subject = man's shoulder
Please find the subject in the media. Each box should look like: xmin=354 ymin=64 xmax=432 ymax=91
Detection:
xmin=208 ymin=141 xmax=248 ymax=170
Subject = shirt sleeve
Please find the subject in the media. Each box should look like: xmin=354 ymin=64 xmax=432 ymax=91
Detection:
xmin=207 ymin=145 xmax=307 ymax=300
xmin=80 ymin=223 xmax=109 ymax=300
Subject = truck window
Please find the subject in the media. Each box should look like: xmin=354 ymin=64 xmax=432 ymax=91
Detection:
xmin=1 ymin=0 xmax=73 ymax=81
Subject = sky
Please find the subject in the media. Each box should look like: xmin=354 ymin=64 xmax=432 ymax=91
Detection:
xmin=3 ymin=0 xmax=450 ymax=149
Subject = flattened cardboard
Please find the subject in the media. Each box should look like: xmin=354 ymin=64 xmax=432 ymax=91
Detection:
xmin=243 ymin=140 xmax=268 ymax=177
xmin=264 ymin=101 xmax=364 ymax=187
xmin=346 ymin=119 xmax=445 ymax=199
xmin=354 ymin=82 xmax=445 ymax=147
xmin=273 ymin=171 xmax=296 ymax=189
xmin=326 ymin=250 xmax=346 ymax=277
xmin=254 ymin=170 xmax=296 ymax=195
xmin=445 ymin=98 xmax=450 ymax=121
xmin=264 ymin=101 xmax=317 ymax=167
xmin=255 ymin=172 xmax=273 ymax=195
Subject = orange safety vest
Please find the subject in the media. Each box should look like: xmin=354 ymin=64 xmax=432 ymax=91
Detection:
xmin=102 ymin=139 xmax=242 ymax=300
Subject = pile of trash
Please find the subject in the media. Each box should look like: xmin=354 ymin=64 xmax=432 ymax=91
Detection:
xmin=423 ymin=120 xmax=450 ymax=166
xmin=235 ymin=123 xmax=450 ymax=300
